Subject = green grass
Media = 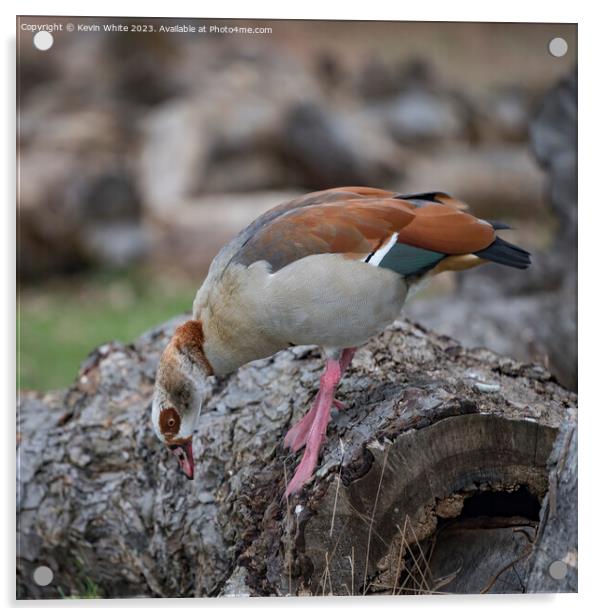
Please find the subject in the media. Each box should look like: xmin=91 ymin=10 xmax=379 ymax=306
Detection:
xmin=58 ymin=576 xmax=103 ymax=600
xmin=18 ymin=267 xmax=198 ymax=391
xmin=56 ymin=556 xmax=104 ymax=599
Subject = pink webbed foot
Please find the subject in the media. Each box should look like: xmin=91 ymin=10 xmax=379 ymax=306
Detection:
xmin=283 ymin=393 xmax=321 ymax=453
xmin=285 ymin=357 xmax=343 ymax=497
xmin=283 ymin=348 xmax=356 ymax=457
xmin=284 ymin=397 xmax=346 ymax=453
xmin=285 ymin=436 xmax=324 ymax=497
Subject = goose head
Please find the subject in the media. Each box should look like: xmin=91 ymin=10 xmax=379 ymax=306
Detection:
xmin=151 ymin=320 xmax=213 ymax=480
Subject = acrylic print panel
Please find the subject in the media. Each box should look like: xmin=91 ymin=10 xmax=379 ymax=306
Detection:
xmin=16 ymin=16 xmax=577 ymax=598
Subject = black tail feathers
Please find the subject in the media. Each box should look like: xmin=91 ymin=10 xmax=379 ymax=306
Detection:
xmin=474 ymin=236 xmax=531 ymax=269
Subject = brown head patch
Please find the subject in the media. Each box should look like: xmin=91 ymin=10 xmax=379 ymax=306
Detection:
xmin=159 ymin=407 xmax=181 ymax=440
xmin=172 ymin=319 xmax=214 ymax=375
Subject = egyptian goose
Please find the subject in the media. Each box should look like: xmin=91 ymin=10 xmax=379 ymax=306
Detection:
xmin=152 ymin=186 xmax=530 ymax=496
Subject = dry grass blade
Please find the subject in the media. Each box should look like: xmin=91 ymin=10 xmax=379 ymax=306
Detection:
xmin=405 ymin=515 xmax=434 ymax=591
xmin=329 ymin=439 xmax=345 ymax=538
xmin=392 ymin=516 xmax=409 ymax=595
xmin=343 ymin=500 xmax=389 ymax=547
xmin=391 ymin=517 xmax=440 ymax=595
xmin=348 ymin=546 xmax=355 ymax=595
xmin=430 ymin=566 xmax=462 ymax=592
xmin=317 ymin=515 xmax=351 ymax=594
xmin=320 ymin=550 xmax=334 ymax=596
xmin=362 ymin=445 xmax=390 ymax=595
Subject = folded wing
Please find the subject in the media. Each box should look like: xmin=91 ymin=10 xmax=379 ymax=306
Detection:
xmin=233 ymin=187 xmax=527 ymax=276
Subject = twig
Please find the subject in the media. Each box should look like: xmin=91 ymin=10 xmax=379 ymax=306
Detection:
xmin=321 ymin=551 xmax=334 ymax=596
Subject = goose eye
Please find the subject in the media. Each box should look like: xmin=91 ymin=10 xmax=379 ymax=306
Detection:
xmin=159 ymin=407 xmax=180 ymax=437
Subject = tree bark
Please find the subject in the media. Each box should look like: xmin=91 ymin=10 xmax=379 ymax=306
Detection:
xmin=526 ymin=407 xmax=577 ymax=592
xmin=17 ymin=316 xmax=576 ymax=598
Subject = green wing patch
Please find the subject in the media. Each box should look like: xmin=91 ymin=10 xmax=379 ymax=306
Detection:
xmin=378 ymin=242 xmax=445 ymax=276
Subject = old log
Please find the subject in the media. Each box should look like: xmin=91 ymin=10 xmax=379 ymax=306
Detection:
xmin=525 ymin=407 xmax=577 ymax=592
xmin=17 ymin=316 xmax=576 ymax=598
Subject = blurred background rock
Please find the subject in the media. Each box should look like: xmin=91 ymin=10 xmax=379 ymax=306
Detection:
xmin=17 ymin=19 xmax=576 ymax=390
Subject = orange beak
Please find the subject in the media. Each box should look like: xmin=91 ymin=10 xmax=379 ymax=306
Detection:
xmin=170 ymin=440 xmax=194 ymax=480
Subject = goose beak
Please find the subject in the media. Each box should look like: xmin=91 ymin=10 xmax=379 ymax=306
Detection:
xmin=170 ymin=439 xmax=194 ymax=480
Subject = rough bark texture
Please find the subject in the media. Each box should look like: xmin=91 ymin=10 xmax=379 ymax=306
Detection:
xmin=17 ymin=316 xmax=576 ymax=598
xmin=526 ymin=407 xmax=577 ymax=592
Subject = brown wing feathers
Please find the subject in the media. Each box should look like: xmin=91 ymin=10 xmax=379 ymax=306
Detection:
xmin=394 ymin=191 xmax=530 ymax=269
xmin=236 ymin=197 xmax=415 ymax=270
xmin=395 ymin=205 xmax=495 ymax=254
xmin=234 ymin=187 xmax=530 ymax=273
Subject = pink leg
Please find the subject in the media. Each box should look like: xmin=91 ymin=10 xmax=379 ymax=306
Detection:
xmin=339 ymin=347 xmax=356 ymax=373
xmin=285 ymin=357 xmax=344 ymax=497
xmin=283 ymin=348 xmax=356 ymax=453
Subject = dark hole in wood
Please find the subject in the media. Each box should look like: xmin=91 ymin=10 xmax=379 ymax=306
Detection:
xmin=459 ymin=486 xmax=541 ymax=522
xmin=395 ymin=487 xmax=542 ymax=594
